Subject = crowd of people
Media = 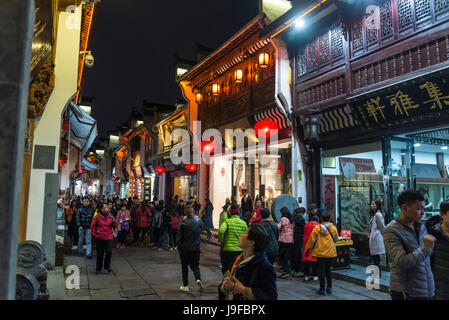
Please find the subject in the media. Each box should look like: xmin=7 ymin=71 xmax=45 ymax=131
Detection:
xmin=62 ymin=187 xmax=449 ymax=300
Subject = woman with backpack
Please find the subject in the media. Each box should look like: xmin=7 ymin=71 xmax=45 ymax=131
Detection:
xmin=168 ymin=209 xmax=181 ymax=251
xmin=277 ymin=207 xmax=294 ymax=279
xmin=302 ymin=213 xmax=319 ymax=281
xmin=305 ymin=210 xmax=338 ymax=296
xmin=152 ymin=200 xmax=165 ymax=251
xmin=116 ymin=204 xmax=131 ymax=248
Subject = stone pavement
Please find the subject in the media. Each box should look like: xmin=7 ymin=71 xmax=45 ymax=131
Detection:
xmin=48 ymin=240 xmax=390 ymax=300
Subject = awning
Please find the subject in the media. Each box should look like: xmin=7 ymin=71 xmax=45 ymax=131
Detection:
xmin=320 ymin=105 xmax=358 ymax=134
xmin=254 ymin=106 xmax=289 ymax=130
xmin=81 ymin=158 xmax=100 ymax=171
xmin=69 ymin=101 xmax=97 ymax=157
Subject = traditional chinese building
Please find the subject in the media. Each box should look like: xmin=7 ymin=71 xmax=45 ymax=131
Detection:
xmin=178 ymin=1 xmax=302 ymax=227
xmin=264 ymin=0 xmax=449 ymax=267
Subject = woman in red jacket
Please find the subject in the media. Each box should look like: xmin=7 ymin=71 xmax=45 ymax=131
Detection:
xmin=302 ymin=213 xmax=319 ymax=281
xmin=91 ymin=202 xmax=117 ymax=275
xmin=134 ymin=202 xmax=152 ymax=245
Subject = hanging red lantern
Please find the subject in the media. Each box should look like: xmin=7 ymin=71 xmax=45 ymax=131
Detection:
xmin=185 ymin=163 xmax=197 ymax=172
xmin=155 ymin=166 xmax=166 ymax=174
xmin=221 ymin=167 xmax=225 ymax=177
xmin=277 ymin=161 xmax=285 ymax=175
xmin=200 ymin=140 xmax=216 ymax=153
xmin=253 ymin=119 xmax=279 ymax=137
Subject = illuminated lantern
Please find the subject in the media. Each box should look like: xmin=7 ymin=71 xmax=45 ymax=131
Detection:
xmin=212 ymin=83 xmax=221 ymax=96
xmin=254 ymin=74 xmax=260 ymax=82
xmin=258 ymin=52 xmax=269 ymax=68
xmin=277 ymin=161 xmax=285 ymax=175
xmin=234 ymin=69 xmax=243 ymax=83
xmin=195 ymin=93 xmax=203 ymax=104
xmin=201 ymin=140 xmax=216 ymax=153
xmin=185 ymin=163 xmax=197 ymax=172
xmin=155 ymin=166 xmax=166 ymax=174
xmin=253 ymin=119 xmax=279 ymax=137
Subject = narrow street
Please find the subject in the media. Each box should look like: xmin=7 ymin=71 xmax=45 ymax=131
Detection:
xmin=48 ymin=241 xmax=389 ymax=300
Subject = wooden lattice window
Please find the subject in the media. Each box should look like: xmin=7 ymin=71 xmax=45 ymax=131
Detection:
xmin=380 ymin=0 xmax=394 ymax=38
xmin=414 ymin=0 xmax=431 ymax=21
xmin=435 ymin=0 xmax=449 ymax=13
xmin=308 ymin=40 xmax=318 ymax=72
xmin=365 ymin=7 xmax=379 ymax=44
xmin=397 ymin=0 xmax=414 ymax=30
xmin=352 ymin=18 xmax=364 ymax=52
xmin=319 ymin=32 xmax=330 ymax=66
xmin=296 ymin=48 xmax=307 ymax=77
xmin=331 ymin=25 xmax=344 ymax=59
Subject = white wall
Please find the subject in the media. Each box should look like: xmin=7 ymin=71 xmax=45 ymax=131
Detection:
xmin=26 ymin=8 xmax=82 ymax=242
xmin=210 ymin=155 xmax=233 ymax=228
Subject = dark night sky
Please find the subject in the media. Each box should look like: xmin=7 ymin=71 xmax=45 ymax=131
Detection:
xmin=84 ymin=0 xmax=259 ymax=138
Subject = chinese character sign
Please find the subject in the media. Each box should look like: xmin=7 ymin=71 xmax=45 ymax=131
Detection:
xmin=322 ymin=175 xmax=336 ymax=223
xmin=350 ymin=67 xmax=449 ymax=129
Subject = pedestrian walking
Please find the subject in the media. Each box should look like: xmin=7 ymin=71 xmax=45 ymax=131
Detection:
xmin=277 ymin=207 xmax=294 ymax=278
xmin=241 ymin=189 xmax=253 ymax=226
xmin=259 ymin=208 xmax=279 ymax=264
xmin=369 ymin=200 xmax=386 ymax=277
xmin=302 ymin=213 xmax=319 ymax=281
xmin=384 ymin=189 xmax=436 ymax=300
xmin=306 ymin=210 xmax=338 ymax=296
xmin=218 ymin=204 xmax=248 ymax=274
xmin=291 ymin=207 xmax=306 ymax=276
xmin=219 ymin=203 xmax=231 ymax=228
xmin=66 ymin=199 xmax=79 ymax=250
xmin=134 ymin=202 xmax=151 ymax=245
xmin=426 ymin=201 xmax=449 ymax=300
xmin=116 ymin=204 xmax=131 ymax=248
xmin=91 ymin=202 xmax=117 ymax=275
xmin=202 ymin=198 xmax=214 ymax=240
xmin=219 ymin=224 xmax=277 ymax=300
xmin=76 ymin=197 xmax=94 ymax=258
xmin=177 ymin=205 xmax=204 ymax=293
xmin=130 ymin=196 xmax=140 ymax=244
xmin=152 ymin=200 xmax=165 ymax=251
xmin=168 ymin=209 xmax=181 ymax=251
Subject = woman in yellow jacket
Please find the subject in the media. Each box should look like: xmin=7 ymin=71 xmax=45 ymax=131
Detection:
xmin=305 ymin=210 xmax=339 ymax=296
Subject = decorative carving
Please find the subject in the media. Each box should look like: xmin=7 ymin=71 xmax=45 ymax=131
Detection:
xmin=24 ymin=119 xmax=34 ymax=155
xmin=398 ymin=0 xmax=414 ymax=30
xmin=28 ymin=60 xmax=55 ymax=118
xmin=16 ymin=269 xmax=39 ymax=300
xmin=380 ymin=0 xmax=393 ymax=38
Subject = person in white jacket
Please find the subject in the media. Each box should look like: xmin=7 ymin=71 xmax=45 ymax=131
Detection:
xmin=369 ymin=200 xmax=386 ymax=277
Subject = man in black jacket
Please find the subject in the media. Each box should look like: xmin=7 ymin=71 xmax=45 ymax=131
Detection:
xmin=426 ymin=202 xmax=449 ymax=300
xmin=177 ymin=205 xmax=204 ymax=293
xmin=241 ymin=189 xmax=253 ymax=226
xmin=76 ymin=197 xmax=94 ymax=258
xmin=291 ymin=207 xmax=306 ymax=276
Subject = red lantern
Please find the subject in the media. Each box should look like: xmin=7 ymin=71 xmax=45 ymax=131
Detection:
xmin=155 ymin=166 xmax=166 ymax=174
xmin=277 ymin=161 xmax=285 ymax=175
xmin=185 ymin=163 xmax=197 ymax=172
xmin=200 ymin=140 xmax=216 ymax=153
xmin=253 ymin=119 xmax=279 ymax=137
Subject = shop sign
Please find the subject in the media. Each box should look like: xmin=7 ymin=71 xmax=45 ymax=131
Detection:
xmin=322 ymin=175 xmax=336 ymax=223
xmin=339 ymin=157 xmax=376 ymax=176
xmin=349 ymin=67 xmax=449 ymax=131
xmin=340 ymin=229 xmax=352 ymax=239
